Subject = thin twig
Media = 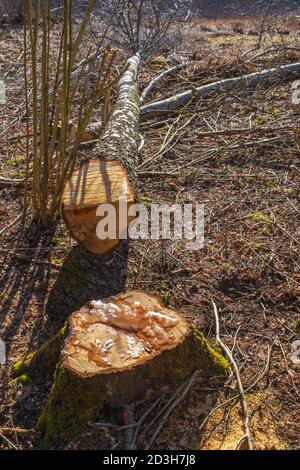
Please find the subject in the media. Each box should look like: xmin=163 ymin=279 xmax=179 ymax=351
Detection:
xmin=0 ymin=214 xmax=22 ymax=239
xmin=0 ymin=431 xmax=19 ymax=450
xmin=145 ymin=370 xmax=199 ymax=449
xmin=211 ymin=300 xmax=253 ymax=450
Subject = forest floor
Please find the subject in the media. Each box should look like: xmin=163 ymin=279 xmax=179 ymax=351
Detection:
xmin=0 ymin=17 xmax=300 ymax=450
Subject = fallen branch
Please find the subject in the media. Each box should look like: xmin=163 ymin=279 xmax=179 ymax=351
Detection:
xmin=140 ymin=61 xmax=195 ymax=104
xmin=0 ymin=176 xmax=24 ymax=186
xmin=211 ymin=300 xmax=253 ymax=451
xmin=140 ymin=61 xmax=300 ymax=121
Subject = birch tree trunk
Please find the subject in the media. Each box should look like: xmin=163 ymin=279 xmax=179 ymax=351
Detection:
xmin=62 ymin=53 xmax=141 ymax=255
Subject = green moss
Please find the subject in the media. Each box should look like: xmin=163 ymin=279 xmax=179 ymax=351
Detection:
xmin=286 ymin=319 xmax=298 ymax=332
xmin=250 ymin=211 xmax=274 ymax=235
xmin=37 ymin=365 xmax=108 ymax=449
xmin=139 ymin=195 xmax=155 ymax=208
xmin=150 ymin=56 xmax=168 ymax=66
xmin=51 ymin=236 xmax=64 ymax=245
xmin=14 ymin=373 xmax=31 ymax=385
xmin=247 ymin=241 xmax=269 ymax=259
xmin=12 ymin=324 xmax=68 ymax=381
xmin=267 ymin=396 xmax=280 ymax=407
xmin=247 ymin=241 xmax=265 ymax=252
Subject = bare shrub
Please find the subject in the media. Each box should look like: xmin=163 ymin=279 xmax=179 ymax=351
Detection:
xmin=0 ymin=0 xmax=24 ymax=22
xmin=98 ymin=0 xmax=192 ymax=56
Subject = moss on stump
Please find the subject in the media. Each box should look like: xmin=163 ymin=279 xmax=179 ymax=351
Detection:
xmin=12 ymin=324 xmax=68 ymax=382
xmin=25 ymin=327 xmax=229 ymax=448
xmin=13 ymin=292 xmax=229 ymax=449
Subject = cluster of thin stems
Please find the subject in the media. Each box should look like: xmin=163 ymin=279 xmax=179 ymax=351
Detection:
xmin=23 ymin=0 xmax=120 ymax=223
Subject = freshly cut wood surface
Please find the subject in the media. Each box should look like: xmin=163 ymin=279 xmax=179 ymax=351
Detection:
xmin=62 ymin=158 xmax=135 ymax=254
xmin=62 ymin=290 xmax=189 ymax=377
xmin=62 ymin=158 xmax=134 ymax=210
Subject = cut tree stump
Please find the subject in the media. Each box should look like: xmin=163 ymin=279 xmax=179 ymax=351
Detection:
xmin=62 ymin=53 xmax=141 ymax=255
xmin=13 ymin=290 xmax=229 ymax=448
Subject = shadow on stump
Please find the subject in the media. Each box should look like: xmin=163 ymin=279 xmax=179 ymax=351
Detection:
xmin=45 ymin=240 xmax=129 ymax=327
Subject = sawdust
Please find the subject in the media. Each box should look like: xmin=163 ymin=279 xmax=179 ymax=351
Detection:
xmin=200 ymin=393 xmax=286 ymax=450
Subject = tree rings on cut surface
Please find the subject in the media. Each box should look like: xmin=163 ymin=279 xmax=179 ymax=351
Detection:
xmin=62 ymin=158 xmax=135 ymax=255
xmin=62 ymin=290 xmax=189 ymax=377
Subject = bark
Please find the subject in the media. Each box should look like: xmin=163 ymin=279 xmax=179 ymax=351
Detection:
xmin=62 ymin=53 xmax=141 ymax=255
xmin=92 ymin=53 xmax=141 ymax=184
xmin=140 ymin=61 xmax=300 ymax=120
xmin=45 ymin=243 xmax=129 ymax=323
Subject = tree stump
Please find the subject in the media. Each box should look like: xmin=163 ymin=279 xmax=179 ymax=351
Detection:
xmin=13 ymin=291 xmax=229 ymax=449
